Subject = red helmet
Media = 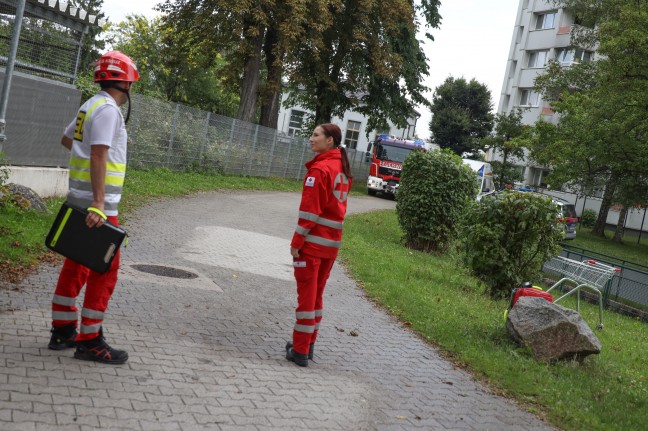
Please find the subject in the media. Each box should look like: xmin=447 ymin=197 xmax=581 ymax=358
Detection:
xmin=93 ymin=51 xmax=140 ymax=83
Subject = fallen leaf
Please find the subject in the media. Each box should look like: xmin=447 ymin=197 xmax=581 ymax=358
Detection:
xmin=349 ymin=329 xmax=359 ymax=337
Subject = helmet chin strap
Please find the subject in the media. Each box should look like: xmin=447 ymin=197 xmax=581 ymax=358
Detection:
xmin=111 ymin=84 xmax=132 ymax=124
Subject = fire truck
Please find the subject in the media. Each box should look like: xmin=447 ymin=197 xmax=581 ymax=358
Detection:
xmin=365 ymin=136 xmax=424 ymax=196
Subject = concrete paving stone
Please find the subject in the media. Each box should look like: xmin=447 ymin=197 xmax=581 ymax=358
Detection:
xmin=218 ymin=425 xmax=261 ymax=431
xmin=1 ymin=422 xmax=37 ymax=431
xmin=167 ymin=403 xmax=210 ymax=415
xmin=10 ymin=392 xmax=53 ymax=405
xmin=46 ymin=377 xmax=88 ymax=389
xmin=3 ymin=384 xmax=29 ymax=395
xmin=130 ymin=399 xmax=171 ymax=413
xmin=50 ymin=395 xmax=94 ymax=408
xmin=139 ymin=420 xmax=185 ymax=431
xmin=203 ymin=405 xmax=244 ymax=417
xmin=57 ymin=411 xmax=101 ymax=427
xmin=36 ymin=424 xmax=84 ymax=431
xmin=96 ymin=416 xmax=141 ymax=430
xmin=32 ymin=402 xmax=75 ymax=415
xmin=0 ymin=409 xmax=12 ymax=421
xmin=12 ymin=410 xmax=57 ymax=424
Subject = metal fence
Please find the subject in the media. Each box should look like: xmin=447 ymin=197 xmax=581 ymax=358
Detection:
xmin=126 ymin=93 xmax=371 ymax=183
xmin=543 ymin=243 xmax=648 ymax=310
xmin=0 ymin=1 xmax=84 ymax=85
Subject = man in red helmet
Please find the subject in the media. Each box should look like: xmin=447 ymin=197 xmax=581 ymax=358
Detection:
xmin=47 ymin=51 xmax=140 ymax=364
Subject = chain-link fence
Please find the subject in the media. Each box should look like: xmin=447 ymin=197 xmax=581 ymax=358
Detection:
xmin=0 ymin=1 xmax=84 ymax=84
xmin=126 ymin=93 xmax=371 ymax=183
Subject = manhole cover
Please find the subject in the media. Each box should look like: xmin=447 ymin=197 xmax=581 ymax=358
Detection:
xmin=130 ymin=264 xmax=199 ymax=279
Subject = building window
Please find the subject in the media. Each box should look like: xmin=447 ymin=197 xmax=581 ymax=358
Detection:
xmin=288 ymin=110 xmax=306 ymax=136
xmin=535 ymin=12 xmax=556 ymax=30
xmin=555 ymin=48 xmax=592 ymax=66
xmin=519 ymin=89 xmax=540 ymax=107
xmin=527 ymin=50 xmax=548 ymax=68
xmin=344 ymin=120 xmax=361 ymax=149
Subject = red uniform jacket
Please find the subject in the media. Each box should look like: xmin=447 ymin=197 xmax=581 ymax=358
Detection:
xmin=291 ymin=148 xmax=352 ymax=259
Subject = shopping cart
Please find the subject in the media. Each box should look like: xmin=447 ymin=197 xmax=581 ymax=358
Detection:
xmin=543 ymin=256 xmax=621 ymax=329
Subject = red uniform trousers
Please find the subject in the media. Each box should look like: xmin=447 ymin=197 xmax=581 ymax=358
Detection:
xmin=51 ymin=215 xmax=120 ymax=342
xmin=292 ymin=252 xmax=335 ymax=355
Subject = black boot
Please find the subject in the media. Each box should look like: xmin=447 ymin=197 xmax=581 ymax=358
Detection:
xmin=285 ymin=342 xmax=308 ymax=367
xmin=48 ymin=324 xmax=77 ymax=350
xmin=74 ymin=329 xmax=128 ymax=365
xmin=308 ymin=342 xmax=315 ymax=360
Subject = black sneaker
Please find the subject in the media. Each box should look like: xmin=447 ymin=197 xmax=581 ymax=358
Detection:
xmin=74 ymin=332 xmax=128 ymax=365
xmin=48 ymin=325 xmax=77 ymax=350
xmin=285 ymin=342 xmax=308 ymax=367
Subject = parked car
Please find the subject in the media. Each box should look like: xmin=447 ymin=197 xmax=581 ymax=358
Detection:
xmin=554 ymin=199 xmax=578 ymax=240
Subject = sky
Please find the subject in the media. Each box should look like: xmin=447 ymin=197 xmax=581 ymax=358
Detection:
xmin=100 ymin=0 xmax=520 ymax=140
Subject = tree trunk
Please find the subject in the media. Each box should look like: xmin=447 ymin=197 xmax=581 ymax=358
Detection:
xmin=613 ymin=205 xmax=627 ymax=243
xmin=592 ymin=174 xmax=617 ymax=237
xmin=259 ymin=26 xmax=282 ymax=129
xmin=237 ymin=22 xmax=264 ymax=123
xmin=314 ymin=81 xmax=333 ymax=125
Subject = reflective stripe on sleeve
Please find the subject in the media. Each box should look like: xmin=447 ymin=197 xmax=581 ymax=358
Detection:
xmin=315 ymin=309 xmax=323 ymax=318
xmin=295 ymin=226 xmax=310 ymax=236
xmin=298 ymin=211 xmax=343 ymax=229
xmin=305 ymin=235 xmax=341 ymax=248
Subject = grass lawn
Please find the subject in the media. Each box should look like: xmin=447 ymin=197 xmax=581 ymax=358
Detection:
xmin=1 ymin=169 xmax=646 ymax=430
xmin=340 ymin=210 xmax=647 ymax=431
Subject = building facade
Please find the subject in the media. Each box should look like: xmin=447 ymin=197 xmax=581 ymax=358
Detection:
xmin=493 ymin=0 xmax=596 ymax=189
xmin=277 ymin=92 xmax=421 ymax=158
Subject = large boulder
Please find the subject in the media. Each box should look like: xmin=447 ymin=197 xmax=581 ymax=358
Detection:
xmin=506 ymin=296 xmax=601 ymax=362
xmin=0 ymin=183 xmax=49 ymax=213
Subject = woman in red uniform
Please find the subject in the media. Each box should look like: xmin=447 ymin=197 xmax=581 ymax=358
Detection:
xmin=286 ymin=123 xmax=354 ymax=367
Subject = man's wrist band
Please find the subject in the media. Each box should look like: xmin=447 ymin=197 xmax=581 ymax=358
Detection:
xmin=87 ymin=207 xmax=107 ymax=220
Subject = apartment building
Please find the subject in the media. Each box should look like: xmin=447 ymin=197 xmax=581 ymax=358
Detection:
xmin=492 ymin=0 xmax=594 ymax=188
xmin=277 ymin=92 xmax=421 ymax=159
xmin=491 ymin=0 xmax=648 ymax=232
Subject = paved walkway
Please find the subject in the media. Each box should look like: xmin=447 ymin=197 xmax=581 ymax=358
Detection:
xmin=0 ymin=191 xmax=558 ymax=431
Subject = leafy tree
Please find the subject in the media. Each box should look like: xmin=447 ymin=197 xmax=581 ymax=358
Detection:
xmin=284 ymin=0 xmax=442 ymax=132
xmin=105 ymin=15 xmax=239 ymax=116
xmin=157 ymin=0 xmax=315 ymax=126
xmin=429 ymin=77 xmax=494 ymax=157
xmin=158 ymin=0 xmax=442 ymax=131
xmin=458 ymin=191 xmax=563 ymax=299
xmin=483 ymin=109 xmax=528 ymax=189
xmin=532 ymin=0 xmax=648 ymax=239
xmin=69 ymin=0 xmax=107 ymax=69
xmin=396 ymin=149 xmax=476 ymax=253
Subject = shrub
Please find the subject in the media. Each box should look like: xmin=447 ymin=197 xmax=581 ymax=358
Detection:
xmin=580 ymin=208 xmax=597 ymax=228
xmin=458 ymin=191 xmax=564 ymax=299
xmin=396 ymin=149 xmax=476 ymax=253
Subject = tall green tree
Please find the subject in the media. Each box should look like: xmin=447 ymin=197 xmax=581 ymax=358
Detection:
xmin=284 ymin=0 xmax=442 ymax=132
xmin=105 ymin=15 xmax=239 ymax=116
xmin=429 ymin=76 xmax=494 ymax=157
xmin=157 ymin=0 xmax=315 ymax=126
xmin=532 ymin=0 xmax=648 ymax=239
xmin=158 ymin=0 xmax=442 ymax=131
xmin=483 ymin=108 xmax=528 ymax=188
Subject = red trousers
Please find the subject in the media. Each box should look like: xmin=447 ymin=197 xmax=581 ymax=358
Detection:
xmin=292 ymin=253 xmax=335 ymax=355
xmin=51 ymin=215 xmax=120 ymax=341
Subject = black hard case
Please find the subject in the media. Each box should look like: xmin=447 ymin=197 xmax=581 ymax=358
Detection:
xmin=45 ymin=202 xmax=127 ymax=274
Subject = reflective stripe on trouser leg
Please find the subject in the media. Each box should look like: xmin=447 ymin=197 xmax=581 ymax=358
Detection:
xmin=311 ymin=257 xmax=335 ymax=345
xmin=77 ymin=215 xmax=121 ymax=341
xmin=292 ymin=254 xmax=321 ymax=355
xmin=52 ymin=258 xmax=90 ymax=328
